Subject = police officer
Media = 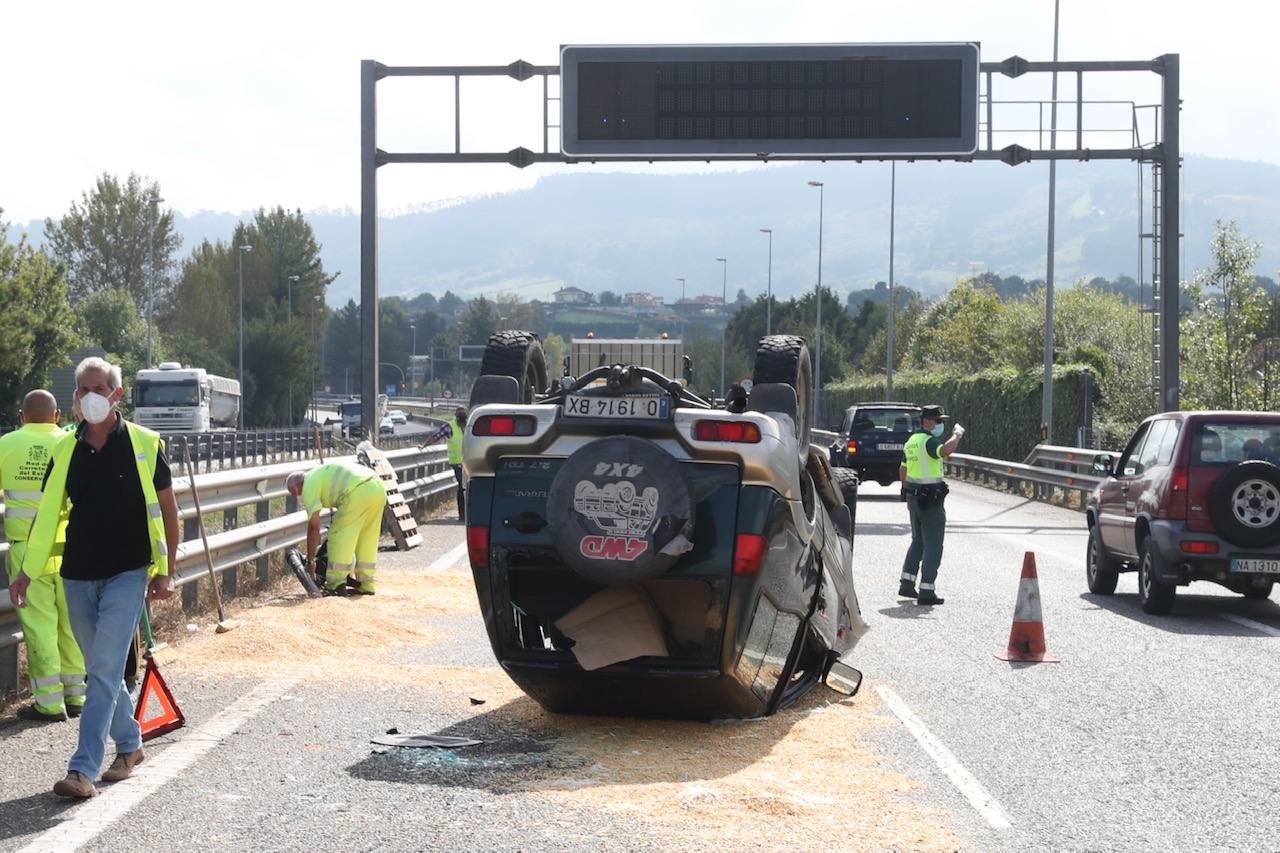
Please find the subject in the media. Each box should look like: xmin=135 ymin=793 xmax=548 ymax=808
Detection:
xmin=898 ymin=405 xmax=964 ymax=606
xmin=419 ymin=406 xmax=467 ymax=522
xmin=0 ymin=390 xmax=86 ymax=722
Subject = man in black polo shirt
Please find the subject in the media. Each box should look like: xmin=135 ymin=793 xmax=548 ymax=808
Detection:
xmin=9 ymin=357 xmax=180 ymax=799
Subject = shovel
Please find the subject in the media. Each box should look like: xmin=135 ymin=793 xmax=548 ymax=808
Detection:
xmin=181 ymin=437 xmax=240 ymax=633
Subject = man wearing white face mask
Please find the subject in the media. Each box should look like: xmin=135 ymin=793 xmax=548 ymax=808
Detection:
xmin=8 ymin=357 xmax=180 ymax=799
xmin=898 ymin=404 xmax=964 ymax=606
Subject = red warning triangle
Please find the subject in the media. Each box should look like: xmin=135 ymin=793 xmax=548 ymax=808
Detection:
xmin=133 ymin=660 xmax=185 ymax=741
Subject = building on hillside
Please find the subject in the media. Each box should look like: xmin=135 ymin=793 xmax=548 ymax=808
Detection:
xmin=674 ymin=295 xmax=727 ymax=316
xmin=553 ymin=286 xmax=592 ymax=305
xmin=623 ymin=292 xmax=665 ymax=310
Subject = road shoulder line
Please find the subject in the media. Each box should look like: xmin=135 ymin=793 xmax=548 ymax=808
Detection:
xmin=425 ymin=541 xmax=467 ymax=574
xmin=17 ymin=678 xmax=299 ymax=853
xmin=875 ymin=684 xmax=1013 ymax=831
xmin=1222 ymin=613 xmax=1280 ymax=637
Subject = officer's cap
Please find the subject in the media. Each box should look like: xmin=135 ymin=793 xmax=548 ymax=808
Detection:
xmin=920 ymin=404 xmax=950 ymax=422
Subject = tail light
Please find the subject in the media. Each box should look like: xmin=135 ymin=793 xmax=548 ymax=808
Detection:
xmin=472 ymin=414 xmax=536 ymax=437
xmin=1166 ymin=466 xmax=1189 ymax=518
xmin=733 ymin=533 xmax=768 ymax=576
xmin=694 ymin=420 xmax=762 ymax=443
xmin=467 ymin=526 xmax=490 ymax=569
xmin=847 ymin=439 xmax=859 ymax=455
xmin=1180 ymin=540 xmax=1218 ymax=555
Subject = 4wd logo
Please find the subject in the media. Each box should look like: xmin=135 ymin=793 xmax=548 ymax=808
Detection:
xmin=594 ymin=462 xmax=644 ymax=478
xmin=578 ymin=535 xmax=649 ymax=562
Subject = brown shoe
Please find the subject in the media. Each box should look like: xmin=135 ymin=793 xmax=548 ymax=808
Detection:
xmin=100 ymin=749 xmax=145 ymax=783
xmin=52 ymin=771 xmax=96 ymax=799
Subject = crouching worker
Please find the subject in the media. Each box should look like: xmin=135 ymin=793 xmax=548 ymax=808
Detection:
xmin=286 ymin=460 xmax=387 ymax=596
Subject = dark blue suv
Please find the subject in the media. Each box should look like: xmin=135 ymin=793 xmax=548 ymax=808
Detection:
xmin=829 ymin=403 xmax=922 ymax=486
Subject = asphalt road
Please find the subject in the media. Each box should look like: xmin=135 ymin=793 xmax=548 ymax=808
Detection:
xmin=1 ymin=480 xmax=1277 ymax=851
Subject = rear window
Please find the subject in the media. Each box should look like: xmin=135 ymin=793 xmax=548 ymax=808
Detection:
xmin=1192 ymin=422 xmax=1280 ymax=465
xmin=851 ymin=408 xmax=920 ymax=432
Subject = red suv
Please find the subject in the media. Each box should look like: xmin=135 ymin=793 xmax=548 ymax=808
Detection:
xmin=1085 ymin=411 xmax=1280 ymax=614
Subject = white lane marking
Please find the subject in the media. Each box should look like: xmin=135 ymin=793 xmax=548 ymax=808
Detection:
xmin=1222 ymin=613 xmax=1280 ymax=637
xmin=425 ymin=541 xmax=468 ymax=574
xmin=18 ymin=678 xmax=298 ymax=853
xmin=876 ymin=685 xmax=1013 ymax=830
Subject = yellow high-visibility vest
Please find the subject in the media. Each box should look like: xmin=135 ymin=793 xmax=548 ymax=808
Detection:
xmin=22 ymin=420 xmax=169 ymax=579
xmin=0 ymin=423 xmax=65 ymax=544
xmin=446 ymin=422 xmax=464 ymax=466
xmin=903 ymin=431 xmax=944 ymax=484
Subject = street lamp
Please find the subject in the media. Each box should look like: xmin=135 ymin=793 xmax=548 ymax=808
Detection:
xmin=808 ymin=180 xmax=825 ymax=428
xmin=410 ymin=323 xmax=417 ymax=395
xmin=287 ymin=274 xmax=300 ymax=425
xmin=759 ymin=229 xmax=773 ymax=336
xmin=887 ymin=164 xmax=896 ymax=401
xmin=716 ymin=257 xmax=727 ymax=398
xmin=237 ymin=244 xmax=253 ymax=431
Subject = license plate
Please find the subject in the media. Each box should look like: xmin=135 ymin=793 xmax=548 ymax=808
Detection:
xmin=1231 ymin=557 xmax=1280 ymax=574
xmin=878 ymin=443 xmax=904 ymax=451
xmin=564 ymin=394 xmax=670 ymax=420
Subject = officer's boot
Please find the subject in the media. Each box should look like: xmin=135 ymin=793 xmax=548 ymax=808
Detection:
xmin=916 ymin=588 xmax=945 ymax=606
xmin=897 ymin=577 xmax=918 ymax=599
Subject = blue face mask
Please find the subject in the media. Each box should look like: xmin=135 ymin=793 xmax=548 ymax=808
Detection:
xmin=930 ymin=423 xmax=945 ymax=437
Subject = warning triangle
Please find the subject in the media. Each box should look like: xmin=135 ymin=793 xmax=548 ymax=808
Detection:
xmin=133 ymin=660 xmax=186 ymax=741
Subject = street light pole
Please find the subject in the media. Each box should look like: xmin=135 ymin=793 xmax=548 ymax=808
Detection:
xmin=716 ymin=257 xmax=727 ymax=397
xmin=676 ymin=277 xmax=685 ymax=302
xmin=146 ymin=206 xmax=155 ymax=369
xmin=760 ymin=228 xmax=773 ymax=336
xmin=287 ymin=274 xmax=299 ymax=425
xmin=410 ymin=323 xmax=417 ymax=395
xmin=1042 ymin=0 xmax=1062 ymax=442
xmin=887 ymin=163 xmax=896 ymax=401
xmin=237 ymin=244 xmax=253 ymax=431
xmin=808 ymin=181 xmax=825 ymax=428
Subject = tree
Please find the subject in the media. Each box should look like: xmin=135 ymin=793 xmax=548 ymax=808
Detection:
xmin=598 ymin=290 xmax=621 ymax=307
xmin=438 ymin=291 xmax=464 ymax=314
xmin=324 ymin=300 xmax=361 ymax=396
xmin=0 ymin=215 xmax=78 ymax=424
xmin=906 ymin=280 xmax=1004 ymax=373
xmin=44 ymin=172 xmax=181 ymax=309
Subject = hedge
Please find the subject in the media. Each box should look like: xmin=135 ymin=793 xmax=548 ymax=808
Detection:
xmin=821 ymin=364 xmax=1093 ymax=462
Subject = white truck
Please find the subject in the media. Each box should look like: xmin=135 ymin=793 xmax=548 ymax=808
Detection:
xmin=133 ymin=363 xmax=240 ymax=432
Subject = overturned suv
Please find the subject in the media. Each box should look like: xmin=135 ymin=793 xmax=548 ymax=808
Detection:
xmin=461 ymin=331 xmax=866 ymax=719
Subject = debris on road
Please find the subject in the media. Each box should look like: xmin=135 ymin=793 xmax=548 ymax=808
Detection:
xmin=371 ymin=734 xmax=483 ymax=749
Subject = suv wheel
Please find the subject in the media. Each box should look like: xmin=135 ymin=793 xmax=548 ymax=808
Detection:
xmin=1137 ymin=539 xmax=1176 ymax=615
xmin=1086 ymin=525 xmax=1120 ymax=595
xmin=479 ymin=331 xmax=548 ymax=404
xmin=752 ymin=335 xmax=812 ymax=450
xmin=1243 ymin=581 xmax=1274 ymax=601
xmin=832 ymin=467 xmax=859 ymax=531
xmin=1209 ymin=460 xmax=1280 ymax=549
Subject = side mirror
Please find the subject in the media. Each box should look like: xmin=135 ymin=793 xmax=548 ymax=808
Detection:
xmin=823 ymin=659 xmax=863 ymax=697
xmin=1092 ymin=454 xmax=1113 ymax=476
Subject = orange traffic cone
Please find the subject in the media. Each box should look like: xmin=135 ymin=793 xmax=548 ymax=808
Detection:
xmin=995 ymin=552 xmax=1060 ymax=663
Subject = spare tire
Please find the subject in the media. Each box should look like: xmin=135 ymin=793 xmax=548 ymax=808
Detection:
xmin=752 ymin=335 xmax=812 ymax=450
xmin=1210 ymin=461 xmax=1280 ymax=548
xmin=479 ymin=330 xmax=548 ymax=403
xmin=546 ymin=436 xmax=695 ymax=585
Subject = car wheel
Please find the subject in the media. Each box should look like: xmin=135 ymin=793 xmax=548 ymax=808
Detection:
xmin=751 ymin=335 xmax=812 ymax=449
xmin=1137 ymin=539 xmax=1176 ymax=615
xmin=479 ymin=330 xmax=548 ymax=403
xmin=1243 ymin=581 xmax=1274 ymax=601
xmin=1208 ymin=460 xmax=1280 ymax=549
xmin=832 ymin=467 xmax=859 ymax=531
xmin=1086 ymin=525 xmax=1120 ymax=595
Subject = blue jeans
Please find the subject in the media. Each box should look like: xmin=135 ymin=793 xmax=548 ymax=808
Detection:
xmin=63 ymin=568 xmax=148 ymax=778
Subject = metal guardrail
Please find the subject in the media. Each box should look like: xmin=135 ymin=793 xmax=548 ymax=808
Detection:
xmin=0 ymin=445 xmax=455 ymax=696
xmin=159 ymin=427 xmax=338 ymax=473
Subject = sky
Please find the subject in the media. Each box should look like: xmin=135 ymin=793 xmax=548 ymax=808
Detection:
xmin=2 ymin=0 xmax=1276 ymax=223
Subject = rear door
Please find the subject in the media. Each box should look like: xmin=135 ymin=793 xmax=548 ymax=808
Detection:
xmin=1099 ymin=421 xmax=1151 ymax=555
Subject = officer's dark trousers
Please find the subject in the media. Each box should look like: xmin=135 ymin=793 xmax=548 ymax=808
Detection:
xmin=902 ymin=494 xmax=946 ymax=591
xmin=453 ymin=465 xmax=465 ymax=521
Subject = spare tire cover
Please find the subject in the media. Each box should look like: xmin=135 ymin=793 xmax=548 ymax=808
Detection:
xmin=547 ymin=436 xmax=695 ymax=585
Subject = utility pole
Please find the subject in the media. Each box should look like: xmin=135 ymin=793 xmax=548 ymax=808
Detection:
xmin=716 ymin=258 xmax=727 ymax=397
xmin=887 ymin=163 xmax=896 ymax=401
xmin=760 ymin=228 xmax=773 ymax=336
xmin=287 ymin=274 xmax=299 ymax=425
xmin=146 ymin=204 xmax=155 ymax=369
xmin=808 ymin=180 xmax=825 ymax=428
xmin=237 ymin=244 xmax=253 ymax=431
xmin=1041 ymin=0 xmax=1062 ymax=442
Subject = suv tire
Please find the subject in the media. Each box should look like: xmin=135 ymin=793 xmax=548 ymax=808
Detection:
xmin=832 ymin=467 xmax=859 ymax=530
xmin=752 ymin=335 xmax=812 ymax=449
xmin=1209 ymin=461 xmax=1280 ymax=549
xmin=1086 ymin=525 xmax=1120 ymax=595
xmin=1137 ymin=538 xmax=1176 ymax=615
xmin=479 ymin=331 xmax=548 ymax=404
xmin=1243 ymin=581 xmax=1274 ymax=601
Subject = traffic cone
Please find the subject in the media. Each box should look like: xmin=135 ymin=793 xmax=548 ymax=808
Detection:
xmin=995 ymin=551 xmax=1060 ymax=663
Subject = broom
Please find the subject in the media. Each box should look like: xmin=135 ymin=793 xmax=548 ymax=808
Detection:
xmin=181 ymin=437 xmax=241 ymax=633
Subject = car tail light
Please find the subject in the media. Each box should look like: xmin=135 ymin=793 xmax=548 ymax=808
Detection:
xmin=1167 ymin=465 xmax=1189 ymax=517
xmin=467 ymin=526 xmax=490 ymax=569
xmin=472 ymin=414 xmax=536 ymax=437
xmin=694 ymin=420 xmax=762 ymax=443
xmin=733 ymin=533 xmax=768 ymax=576
xmin=1179 ymin=540 xmax=1218 ymax=555
xmin=847 ymin=439 xmax=859 ymax=454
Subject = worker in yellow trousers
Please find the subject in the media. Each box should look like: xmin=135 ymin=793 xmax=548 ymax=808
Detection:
xmin=286 ymin=460 xmax=387 ymax=596
xmin=1 ymin=390 xmax=86 ymax=722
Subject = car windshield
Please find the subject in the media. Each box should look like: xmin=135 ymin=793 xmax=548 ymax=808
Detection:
xmin=850 ymin=408 xmax=919 ymax=432
xmin=136 ymin=380 xmax=198 ymax=407
xmin=1192 ymin=421 xmax=1280 ymax=465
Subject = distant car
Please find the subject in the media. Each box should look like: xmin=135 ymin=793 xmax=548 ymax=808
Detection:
xmin=829 ymin=403 xmax=921 ymax=486
xmin=1086 ymin=411 xmax=1280 ymax=614
xmin=389 ymin=410 xmax=408 ymax=425
xmin=379 ymin=416 xmax=395 ymax=435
